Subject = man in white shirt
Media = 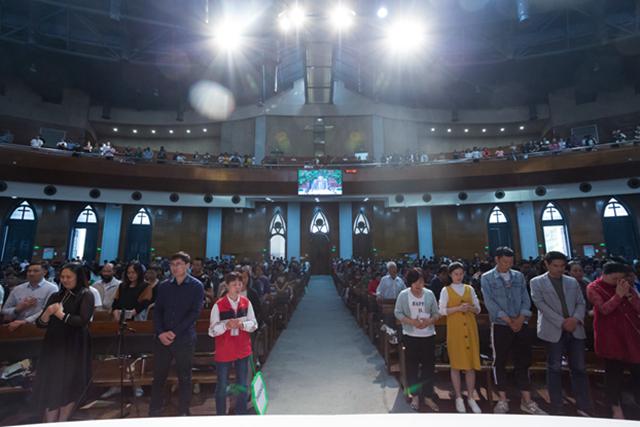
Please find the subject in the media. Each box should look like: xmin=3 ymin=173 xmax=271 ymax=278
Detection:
xmin=92 ymin=263 xmax=121 ymax=311
xmin=30 ymin=135 xmax=44 ymax=148
xmin=1 ymin=262 xmax=57 ymax=331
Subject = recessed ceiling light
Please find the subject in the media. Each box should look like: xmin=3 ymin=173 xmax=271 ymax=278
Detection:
xmin=186 ymin=129 xmax=191 ymax=134
xmin=464 ymin=128 xmax=469 ymax=133
xmin=132 ymin=129 xmax=138 ymax=134
xmin=519 ymin=125 xmax=525 ymax=130
xmin=482 ymin=128 xmax=487 ymax=133
xmin=169 ymin=129 xmax=174 ymax=134
xmin=447 ymin=128 xmax=452 ymax=133
xmin=151 ymin=129 xmax=156 ymax=134
xmin=203 ymin=128 xmax=207 ymax=133
xmin=500 ymin=127 xmax=505 ymax=132
xmin=431 ymin=127 xmax=435 ymax=132
xmin=113 ymin=127 xmax=118 ymax=132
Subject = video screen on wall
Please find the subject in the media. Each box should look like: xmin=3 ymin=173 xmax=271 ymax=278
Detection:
xmin=298 ymin=169 xmax=343 ymax=195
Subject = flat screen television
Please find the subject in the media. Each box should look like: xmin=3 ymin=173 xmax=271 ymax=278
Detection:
xmin=298 ymin=169 xmax=343 ymax=195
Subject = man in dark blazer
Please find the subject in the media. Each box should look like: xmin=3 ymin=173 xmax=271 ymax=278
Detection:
xmin=530 ymin=251 xmax=591 ymax=416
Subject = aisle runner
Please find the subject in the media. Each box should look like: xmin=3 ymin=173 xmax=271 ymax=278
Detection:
xmin=261 ymin=275 xmax=411 ymax=414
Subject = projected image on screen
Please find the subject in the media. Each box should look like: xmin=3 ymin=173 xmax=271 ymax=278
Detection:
xmin=298 ymin=169 xmax=343 ymax=195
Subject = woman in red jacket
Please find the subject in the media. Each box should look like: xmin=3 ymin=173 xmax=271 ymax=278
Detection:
xmin=208 ymin=272 xmax=258 ymax=415
xmin=587 ymin=262 xmax=640 ymax=419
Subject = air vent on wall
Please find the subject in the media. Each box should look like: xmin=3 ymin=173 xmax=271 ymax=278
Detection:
xmin=231 ymin=195 xmax=241 ymax=204
xmin=170 ymin=193 xmax=180 ymax=203
xmin=628 ymin=178 xmax=640 ymax=189
xmin=0 ymin=181 xmax=7 ymax=192
xmin=394 ymin=194 xmax=404 ymax=203
xmin=204 ymin=194 xmax=213 ymax=203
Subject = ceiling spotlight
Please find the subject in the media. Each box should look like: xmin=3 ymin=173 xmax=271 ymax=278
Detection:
xmin=377 ymin=6 xmax=388 ymax=18
xmin=151 ymin=129 xmax=156 ymax=134
xmin=363 ymin=197 xmax=369 ymax=202
xmin=330 ymin=5 xmax=356 ymax=31
xmin=214 ymin=17 xmax=246 ymax=51
xmin=314 ymin=197 xmax=320 ymax=203
xmin=482 ymin=128 xmax=487 ymax=133
xmin=431 ymin=127 xmax=435 ymax=132
xmin=447 ymin=128 xmax=452 ymax=133
xmin=186 ymin=129 xmax=191 ymax=134
xmin=278 ymin=6 xmax=306 ymax=32
xmin=132 ymin=129 xmax=138 ymax=134
xmin=464 ymin=128 xmax=469 ymax=133
xmin=112 ymin=127 xmax=118 ymax=132
xmin=203 ymin=128 xmax=207 ymax=132
xmin=500 ymin=127 xmax=505 ymax=132
xmin=386 ymin=17 xmax=426 ymax=53
xmin=519 ymin=125 xmax=525 ymax=130
xmin=169 ymin=129 xmax=174 ymax=134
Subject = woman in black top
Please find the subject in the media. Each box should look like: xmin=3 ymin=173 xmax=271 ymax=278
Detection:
xmin=112 ymin=261 xmax=150 ymax=322
xmin=33 ymin=262 xmax=94 ymax=422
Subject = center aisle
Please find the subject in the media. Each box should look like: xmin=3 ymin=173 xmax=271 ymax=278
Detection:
xmin=261 ymin=275 xmax=411 ymax=414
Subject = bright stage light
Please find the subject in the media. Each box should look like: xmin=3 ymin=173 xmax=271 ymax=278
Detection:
xmin=377 ymin=7 xmax=388 ymax=18
xmin=330 ymin=5 xmax=355 ymax=31
xmin=385 ymin=18 xmax=426 ymax=53
xmin=214 ymin=18 xmax=245 ymax=52
xmin=278 ymin=6 xmax=306 ymax=32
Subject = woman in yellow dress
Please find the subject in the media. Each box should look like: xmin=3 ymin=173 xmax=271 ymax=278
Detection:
xmin=438 ymin=262 xmax=482 ymax=413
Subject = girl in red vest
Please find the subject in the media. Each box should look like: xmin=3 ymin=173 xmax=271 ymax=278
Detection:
xmin=209 ymin=272 xmax=257 ymax=415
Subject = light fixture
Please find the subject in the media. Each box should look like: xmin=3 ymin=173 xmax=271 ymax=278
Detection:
xmin=447 ymin=128 xmax=452 ymax=133
xmin=278 ymin=6 xmax=306 ymax=32
xmin=363 ymin=197 xmax=369 ymax=202
xmin=151 ymin=129 xmax=156 ymax=134
xmin=482 ymin=128 xmax=487 ymax=133
xmin=385 ymin=17 xmax=426 ymax=53
xmin=186 ymin=129 xmax=191 ymax=134
xmin=314 ymin=197 xmax=320 ymax=203
xmin=377 ymin=6 xmax=388 ymax=18
xmin=431 ymin=127 xmax=435 ymax=132
xmin=132 ymin=129 xmax=138 ymax=134
xmin=113 ymin=127 xmax=118 ymax=132
xmin=519 ymin=125 xmax=525 ymax=130
xmin=500 ymin=127 xmax=505 ymax=132
xmin=265 ymin=197 xmax=273 ymax=202
xmin=464 ymin=128 xmax=469 ymax=133
xmin=169 ymin=129 xmax=174 ymax=134
xmin=214 ymin=17 xmax=246 ymax=52
xmin=203 ymin=128 xmax=207 ymax=133
xmin=330 ymin=5 xmax=355 ymax=31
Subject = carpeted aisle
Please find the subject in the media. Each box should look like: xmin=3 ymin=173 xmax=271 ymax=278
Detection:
xmin=261 ymin=275 xmax=411 ymax=415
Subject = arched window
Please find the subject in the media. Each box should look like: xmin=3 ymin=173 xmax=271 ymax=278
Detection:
xmin=125 ymin=208 xmax=152 ymax=264
xmin=541 ymin=202 xmax=571 ymax=256
xmin=487 ymin=206 xmax=513 ymax=256
xmin=269 ymin=209 xmax=286 ymax=259
xmin=1 ymin=201 xmax=37 ymax=263
xmin=353 ymin=211 xmax=370 ymax=235
xmin=69 ymin=205 xmax=99 ymax=261
xmin=310 ymin=209 xmax=329 ymax=234
xmin=602 ymin=198 xmax=639 ymax=261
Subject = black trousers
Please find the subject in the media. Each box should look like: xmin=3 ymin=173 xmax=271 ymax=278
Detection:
xmin=149 ymin=338 xmax=195 ymax=416
xmin=403 ymin=335 xmax=435 ymax=399
xmin=491 ymin=323 xmax=533 ymax=392
xmin=604 ymin=359 xmax=640 ymax=406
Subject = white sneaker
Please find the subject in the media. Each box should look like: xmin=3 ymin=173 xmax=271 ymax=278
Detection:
xmin=520 ymin=400 xmax=547 ymax=415
xmin=100 ymin=386 xmax=121 ymax=399
xmin=494 ymin=400 xmax=509 ymax=414
xmin=467 ymin=398 xmax=482 ymax=414
xmin=455 ymin=397 xmax=466 ymax=413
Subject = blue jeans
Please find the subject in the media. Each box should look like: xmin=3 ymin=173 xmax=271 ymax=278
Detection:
xmin=545 ymin=332 xmax=591 ymax=412
xmin=215 ymin=356 xmax=250 ymax=415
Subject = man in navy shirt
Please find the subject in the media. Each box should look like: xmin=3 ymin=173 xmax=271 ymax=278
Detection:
xmin=149 ymin=252 xmax=204 ymax=417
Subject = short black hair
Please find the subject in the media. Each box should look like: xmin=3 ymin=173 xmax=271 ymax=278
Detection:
xmin=603 ymin=261 xmax=631 ymax=275
xmin=224 ymin=272 xmax=241 ymax=283
xmin=448 ymin=262 xmax=465 ymax=274
xmin=27 ymin=261 xmax=45 ymax=271
xmin=567 ymin=260 xmax=582 ymax=269
xmin=405 ymin=268 xmax=423 ymax=286
xmin=436 ymin=264 xmax=448 ymax=274
xmin=170 ymin=251 xmax=191 ymax=264
xmin=544 ymin=251 xmax=567 ymax=264
xmin=495 ymin=247 xmax=515 ymax=258
xmin=192 ymin=257 xmax=204 ymax=264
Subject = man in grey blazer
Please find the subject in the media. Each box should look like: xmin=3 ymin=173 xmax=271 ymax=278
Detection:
xmin=530 ymin=251 xmax=591 ymax=416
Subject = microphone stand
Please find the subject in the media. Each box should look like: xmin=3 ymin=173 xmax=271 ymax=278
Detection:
xmin=116 ymin=309 xmax=136 ymax=418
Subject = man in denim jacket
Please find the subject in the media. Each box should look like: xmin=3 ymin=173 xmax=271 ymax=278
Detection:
xmin=481 ymin=247 xmax=546 ymax=415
